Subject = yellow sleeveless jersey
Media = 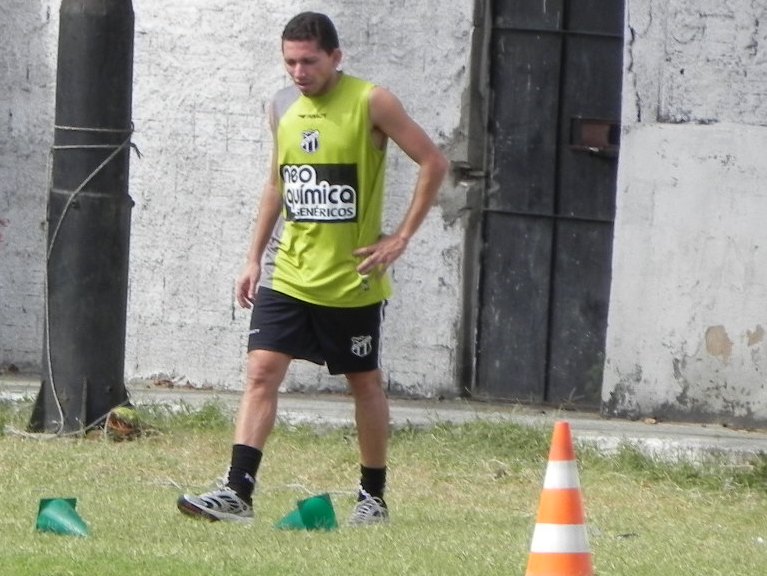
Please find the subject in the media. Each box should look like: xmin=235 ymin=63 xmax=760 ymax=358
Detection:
xmin=260 ymin=74 xmax=392 ymax=307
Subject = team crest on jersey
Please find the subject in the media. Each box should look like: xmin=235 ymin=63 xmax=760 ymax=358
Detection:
xmin=301 ymin=130 xmax=320 ymax=153
xmin=351 ymin=335 xmax=373 ymax=358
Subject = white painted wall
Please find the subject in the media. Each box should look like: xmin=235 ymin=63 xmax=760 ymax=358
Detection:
xmin=0 ymin=0 xmax=55 ymax=372
xmin=7 ymin=0 xmax=766 ymax=422
xmin=605 ymin=0 xmax=767 ymax=423
xmin=1 ymin=1 xmax=473 ymax=397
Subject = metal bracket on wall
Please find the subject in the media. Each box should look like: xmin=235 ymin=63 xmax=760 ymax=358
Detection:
xmin=569 ymin=117 xmax=620 ymax=158
xmin=451 ymin=160 xmax=487 ymax=182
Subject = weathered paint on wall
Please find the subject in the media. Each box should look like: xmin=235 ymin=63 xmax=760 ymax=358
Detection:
xmin=9 ymin=0 xmax=764 ymax=422
xmin=0 ymin=0 xmax=55 ymax=372
xmin=0 ymin=1 xmax=473 ymax=397
xmin=605 ymin=0 xmax=767 ymax=424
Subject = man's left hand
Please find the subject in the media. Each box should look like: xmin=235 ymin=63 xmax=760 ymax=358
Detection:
xmin=353 ymin=234 xmax=409 ymax=275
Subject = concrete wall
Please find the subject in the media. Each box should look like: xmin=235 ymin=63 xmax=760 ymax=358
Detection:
xmin=0 ymin=0 xmax=55 ymax=372
xmin=13 ymin=0 xmax=763 ymax=422
xmin=604 ymin=0 xmax=767 ymax=424
xmin=0 ymin=0 xmax=474 ymax=397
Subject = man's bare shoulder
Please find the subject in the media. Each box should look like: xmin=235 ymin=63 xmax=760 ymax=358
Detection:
xmin=368 ymin=85 xmax=409 ymax=128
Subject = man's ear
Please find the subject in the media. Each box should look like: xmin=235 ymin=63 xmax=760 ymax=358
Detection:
xmin=332 ymin=48 xmax=343 ymax=69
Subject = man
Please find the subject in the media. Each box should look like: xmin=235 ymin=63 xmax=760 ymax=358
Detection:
xmin=177 ymin=11 xmax=448 ymax=525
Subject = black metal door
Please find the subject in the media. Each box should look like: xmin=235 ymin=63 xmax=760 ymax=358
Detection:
xmin=475 ymin=0 xmax=624 ymax=407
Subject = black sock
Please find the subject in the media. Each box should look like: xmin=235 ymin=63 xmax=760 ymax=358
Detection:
xmin=226 ymin=444 xmax=262 ymax=504
xmin=359 ymin=464 xmax=387 ymax=505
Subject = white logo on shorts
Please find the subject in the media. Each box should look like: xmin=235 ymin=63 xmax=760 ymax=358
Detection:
xmin=351 ymin=335 xmax=373 ymax=358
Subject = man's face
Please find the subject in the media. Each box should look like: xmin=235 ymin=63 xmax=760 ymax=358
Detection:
xmin=282 ymin=40 xmax=341 ymax=97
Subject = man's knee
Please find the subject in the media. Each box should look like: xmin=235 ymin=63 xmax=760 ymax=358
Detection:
xmin=245 ymin=350 xmax=290 ymax=390
xmin=347 ymin=370 xmax=384 ymax=395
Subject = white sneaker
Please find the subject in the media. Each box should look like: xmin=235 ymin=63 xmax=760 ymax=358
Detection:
xmin=177 ymin=487 xmax=254 ymax=524
xmin=348 ymin=490 xmax=389 ymax=526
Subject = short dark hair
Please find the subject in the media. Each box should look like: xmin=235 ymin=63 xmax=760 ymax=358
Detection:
xmin=282 ymin=12 xmax=340 ymax=54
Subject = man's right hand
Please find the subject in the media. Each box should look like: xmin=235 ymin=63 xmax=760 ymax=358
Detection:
xmin=235 ymin=262 xmax=261 ymax=309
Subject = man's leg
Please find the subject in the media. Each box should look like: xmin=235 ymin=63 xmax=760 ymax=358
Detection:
xmin=234 ymin=349 xmax=292 ymax=448
xmin=177 ymin=349 xmax=291 ymax=523
xmin=347 ymin=369 xmax=390 ymax=524
xmin=224 ymin=349 xmax=292 ymax=501
xmin=346 ymin=369 xmax=389 ymax=468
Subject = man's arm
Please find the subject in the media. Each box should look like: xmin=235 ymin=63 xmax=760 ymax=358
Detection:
xmin=353 ymin=86 xmax=449 ymax=275
xmin=235 ymin=150 xmax=282 ymax=309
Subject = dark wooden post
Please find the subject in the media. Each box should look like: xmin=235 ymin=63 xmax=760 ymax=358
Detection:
xmin=30 ymin=0 xmax=135 ymax=433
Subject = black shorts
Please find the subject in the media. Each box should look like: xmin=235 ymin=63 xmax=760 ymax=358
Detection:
xmin=247 ymin=287 xmax=385 ymax=375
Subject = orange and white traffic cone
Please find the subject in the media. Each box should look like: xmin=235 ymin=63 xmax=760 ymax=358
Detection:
xmin=525 ymin=421 xmax=593 ymax=576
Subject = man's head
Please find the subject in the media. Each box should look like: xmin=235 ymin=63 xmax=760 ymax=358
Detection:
xmin=282 ymin=12 xmax=340 ymax=54
xmin=281 ymin=12 xmax=342 ymax=97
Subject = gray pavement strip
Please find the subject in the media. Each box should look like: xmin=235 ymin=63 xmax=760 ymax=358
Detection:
xmin=3 ymin=376 xmax=767 ymax=464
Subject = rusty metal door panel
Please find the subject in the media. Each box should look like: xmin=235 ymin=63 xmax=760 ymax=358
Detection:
xmin=568 ymin=0 xmax=624 ymax=34
xmin=559 ymin=34 xmax=623 ymax=220
xmin=474 ymin=0 xmax=624 ymax=406
xmin=488 ymin=32 xmax=560 ymax=214
xmin=547 ymin=220 xmax=614 ymax=407
xmin=476 ymin=214 xmax=553 ymax=402
xmin=494 ymin=0 xmax=564 ymax=29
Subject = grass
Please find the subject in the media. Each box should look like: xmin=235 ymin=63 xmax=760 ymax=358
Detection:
xmin=1 ymin=399 xmax=766 ymax=575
